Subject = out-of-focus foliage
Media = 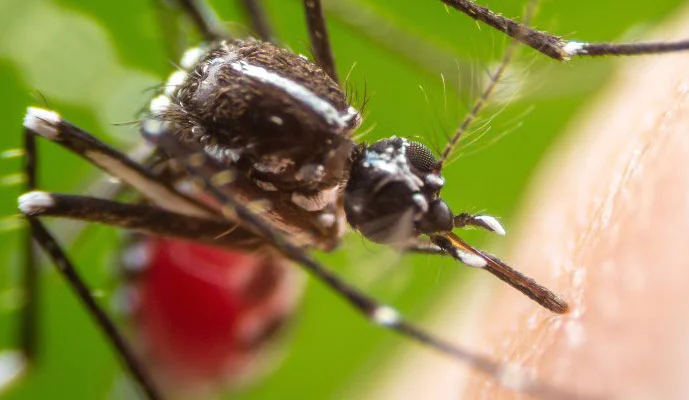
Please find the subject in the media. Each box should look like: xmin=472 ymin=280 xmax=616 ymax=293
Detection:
xmin=0 ymin=0 xmax=685 ymax=398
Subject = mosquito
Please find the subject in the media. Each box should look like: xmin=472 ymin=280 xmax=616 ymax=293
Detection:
xmin=3 ymin=0 xmax=689 ymax=399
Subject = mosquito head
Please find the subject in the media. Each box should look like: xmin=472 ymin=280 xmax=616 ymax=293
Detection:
xmin=344 ymin=137 xmax=453 ymax=244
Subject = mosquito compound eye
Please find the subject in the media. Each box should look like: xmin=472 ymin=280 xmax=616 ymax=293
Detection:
xmin=405 ymin=140 xmax=439 ymax=173
xmin=404 ymin=140 xmax=445 ymax=192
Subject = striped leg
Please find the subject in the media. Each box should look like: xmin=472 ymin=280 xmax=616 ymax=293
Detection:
xmin=302 ymin=0 xmax=338 ymax=83
xmin=22 ymin=219 xmax=163 ymax=400
xmin=18 ymin=192 xmax=263 ymax=251
xmin=441 ymin=0 xmax=689 ymax=61
xmin=10 ymin=110 xmax=175 ymax=400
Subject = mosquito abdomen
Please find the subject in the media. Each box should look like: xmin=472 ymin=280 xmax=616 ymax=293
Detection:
xmin=120 ymin=237 xmax=302 ymax=394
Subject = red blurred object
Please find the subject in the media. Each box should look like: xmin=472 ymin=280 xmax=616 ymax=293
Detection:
xmin=122 ymin=237 xmax=302 ymax=394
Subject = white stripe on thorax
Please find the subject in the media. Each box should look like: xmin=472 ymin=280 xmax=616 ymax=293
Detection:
xmin=229 ymin=60 xmax=349 ymax=129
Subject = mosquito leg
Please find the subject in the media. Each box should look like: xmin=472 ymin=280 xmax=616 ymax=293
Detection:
xmin=20 ymin=121 xmax=38 ymax=362
xmin=176 ymin=0 xmax=225 ymax=41
xmin=303 ymin=0 xmax=339 ymax=83
xmin=23 ymin=218 xmax=163 ymax=400
xmin=441 ymin=0 xmax=689 ymax=61
xmin=2 ymin=124 xmax=164 ymax=393
xmin=239 ymin=0 xmax=275 ymax=43
xmin=22 ymin=107 xmax=212 ymax=218
xmin=18 ymin=191 xmax=265 ymax=251
xmin=143 ymin=124 xmax=578 ymax=400
xmin=10 ymin=116 xmax=165 ymax=399
xmin=0 ymin=119 xmax=42 ymax=391
xmin=14 ymin=118 xmax=43 ymax=384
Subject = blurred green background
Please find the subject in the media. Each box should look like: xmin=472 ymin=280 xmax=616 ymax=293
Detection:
xmin=0 ymin=0 xmax=685 ymax=399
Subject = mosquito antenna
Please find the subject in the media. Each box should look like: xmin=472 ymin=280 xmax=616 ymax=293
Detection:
xmin=438 ymin=0 xmax=539 ymax=169
xmin=438 ymin=43 xmax=517 ymax=167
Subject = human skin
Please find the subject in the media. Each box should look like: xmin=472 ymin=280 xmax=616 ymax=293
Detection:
xmin=366 ymin=5 xmax=689 ymax=400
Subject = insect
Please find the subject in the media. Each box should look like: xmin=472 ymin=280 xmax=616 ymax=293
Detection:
xmin=0 ymin=0 xmax=684 ymax=398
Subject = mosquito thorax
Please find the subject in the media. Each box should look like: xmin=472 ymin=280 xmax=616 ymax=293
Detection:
xmin=142 ymin=39 xmax=362 ymax=249
xmin=344 ymin=137 xmax=453 ymax=244
xmin=148 ymin=38 xmax=359 ymax=192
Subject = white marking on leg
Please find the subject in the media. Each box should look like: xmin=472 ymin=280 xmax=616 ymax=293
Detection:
xmin=456 ymin=250 xmax=487 ymax=268
xmin=24 ymin=107 xmax=61 ymax=138
xmin=474 ymin=215 xmax=506 ymax=236
xmin=562 ymin=41 xmax=587 ymax=58
xmin=18 ymin=191 xmax=54 ymax=215
xmin=371 ymin=305 xmax=400 ymax=327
